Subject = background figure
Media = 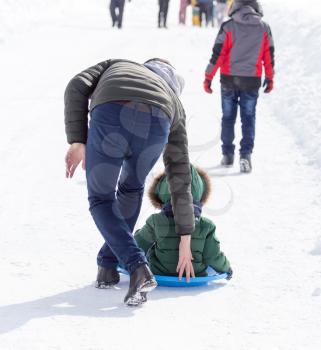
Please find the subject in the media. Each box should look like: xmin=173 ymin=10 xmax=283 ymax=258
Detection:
xmin=158 ymin=0 xmax=170 ymax=28
xmin=198 ymin=0 xmax=209 ymax=26
xmin=110 ymin=0 xmax=126 ymax=28
xmin=204 ymin=0 xmax=275 ymax=173
xmin=199 ymin=0 xmax=214 ymax=27
xmin=215 ymin=0 xmax=227 ymax=26
xmin=179 ymin=0 xmax=190 ymax=25
xmin=191 ymin=0 xmax=200 ymax=26
xmin=208 ymin=0 xmax=215 ymax=27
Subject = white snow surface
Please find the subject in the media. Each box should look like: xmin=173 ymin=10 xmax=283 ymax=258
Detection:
xmin=0 ymin=1 xmax=321 ymax=349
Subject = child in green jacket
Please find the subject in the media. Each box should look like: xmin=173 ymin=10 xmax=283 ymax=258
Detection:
xmin=135 ymin=164 xmax=232 ymax=278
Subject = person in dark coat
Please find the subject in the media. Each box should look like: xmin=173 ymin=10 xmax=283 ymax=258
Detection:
xmin=158 ymin=0 xmax=170 ymax=28
xmin=198 ymin=0 xmax=212 ymax=27
xmin=64 ymin=58 xmax=194 ymax=306
xmin=208 ymin=0 xmax=215 ymax=27
xmin=110 ymin=0 xmax=128 ymax=28
xmin=203 ymin=0 xmax=275 ymax=173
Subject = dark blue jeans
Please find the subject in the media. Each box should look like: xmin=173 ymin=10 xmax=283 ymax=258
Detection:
xmin=220 ymin=87 xmax=259 ymax=156
xmin=86 ymin=102 xmax=170 ymax=274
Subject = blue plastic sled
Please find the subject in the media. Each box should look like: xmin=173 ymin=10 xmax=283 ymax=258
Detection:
xmin=117 ymin=267 xmax=228 ymax=287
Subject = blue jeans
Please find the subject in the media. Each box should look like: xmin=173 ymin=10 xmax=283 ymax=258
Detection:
xmin=86 ymin=102 xmax=170 ymax=274
xmin=220 ymin=87 xmax=259 ymax=156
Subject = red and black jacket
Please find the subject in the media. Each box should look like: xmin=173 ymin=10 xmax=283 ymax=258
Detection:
xmin=205 ymin=5 xmax=275 ymax=91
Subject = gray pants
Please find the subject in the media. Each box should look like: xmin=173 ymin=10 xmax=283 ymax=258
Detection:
xmin=110 ymin=0 xmax=126 ymax=28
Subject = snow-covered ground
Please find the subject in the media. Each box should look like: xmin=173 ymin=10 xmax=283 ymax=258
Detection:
xmin=0 ymin=0 xmax=321 ymax=349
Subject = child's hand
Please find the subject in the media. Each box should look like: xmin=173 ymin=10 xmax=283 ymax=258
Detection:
xmin=176 ymin=235 xmax=195 ymax=282
xmin=263 ymin=78 xmax=273 ymax=93
xmin=203 ymin=79 xmax=213 ymax=94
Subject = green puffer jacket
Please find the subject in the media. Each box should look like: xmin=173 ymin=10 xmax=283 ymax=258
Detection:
xmin=135 ymin=165 xmax=230 ymax=276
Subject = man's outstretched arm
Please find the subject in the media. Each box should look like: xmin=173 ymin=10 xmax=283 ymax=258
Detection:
xmin=163 ymin=106 xmax=195 ymax=281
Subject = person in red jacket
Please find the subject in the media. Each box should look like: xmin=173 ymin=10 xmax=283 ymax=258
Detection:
xmin=203 ymin=0 xmax=274 ymax=173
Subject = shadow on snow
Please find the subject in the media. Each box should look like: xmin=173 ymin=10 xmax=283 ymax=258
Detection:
xmin=0 ymin=277 xmax=227 ymax=334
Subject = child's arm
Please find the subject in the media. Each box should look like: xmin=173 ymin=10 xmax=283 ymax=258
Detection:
xmin=262 ymin=24 xmax=275 ymax=83
xmin=203 ymin=223 xmax=230 ymax=273
xmin=134 ymin=216 xmax=156 ymax=254
xmin=205 ymin=22 xmax=231 ymax=82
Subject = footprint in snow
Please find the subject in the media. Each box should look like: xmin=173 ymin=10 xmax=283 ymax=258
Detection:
xmin=310 ymin=238 xmax=321 ymax=256
xmin=312 ymin=288 xmax=321 ymax=297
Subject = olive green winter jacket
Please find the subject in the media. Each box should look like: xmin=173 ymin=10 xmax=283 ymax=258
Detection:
xmin=134 ymin=165 xmax=230 ymax=276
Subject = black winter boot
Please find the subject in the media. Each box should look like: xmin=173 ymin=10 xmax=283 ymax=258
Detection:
xmin=95 ymin=266 xmax=120 ymax=288
xmin=140 ymin=292 xmax=147 ymax=303
xmin=226 ymin=267 xmax=233 ymax=280
xmin=124 ymin=264 xmax=157 ymax=306
xmin=221 ymin=154 xmax=235 ymax=167
xmin=240 ymin=154 xmax=252 ymax=173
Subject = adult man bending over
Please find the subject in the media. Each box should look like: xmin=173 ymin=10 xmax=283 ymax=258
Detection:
xmin=64 ymin=58 xmax=195 ymax=306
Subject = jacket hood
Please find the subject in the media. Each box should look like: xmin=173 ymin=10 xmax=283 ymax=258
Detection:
xmin=229 ymin=1 xmax=264 ymax=24
xmin=148 ymin=165 xmax=212 ymax=209
xmin=230 ymin=5 xmax=263 ymax=25
xmin=144 ymin=60 xmax=185 ymax=96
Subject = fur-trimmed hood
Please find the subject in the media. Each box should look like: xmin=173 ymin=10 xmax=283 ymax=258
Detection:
xmin=148 ymin=165 xmax=212 ymax=209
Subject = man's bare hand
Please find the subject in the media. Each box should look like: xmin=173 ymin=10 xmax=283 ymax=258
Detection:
xmin=65 ymin=143 xmax=86 ymax=178
xmin=176 ymin=235 xmax=195 ymax=282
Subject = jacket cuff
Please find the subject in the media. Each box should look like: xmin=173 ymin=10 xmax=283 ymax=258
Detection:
xmin=67 ymin=133 xmax=87 ymax=145
xmin=68 ymin=141 xmax=86 ymax=145
xmin=175 ymin=224 xmax=195 ymax=236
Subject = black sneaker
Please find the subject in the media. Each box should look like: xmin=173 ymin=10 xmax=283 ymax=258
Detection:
xmin=95 ymin=266 xmax=120 ymax=289
xmin=124 ymin=264 xmax=157 ymax=306
xmin=240 ymin=154 xmax=252 ymax=173
xmin=221 ymin=154 xmax=234 ymax=167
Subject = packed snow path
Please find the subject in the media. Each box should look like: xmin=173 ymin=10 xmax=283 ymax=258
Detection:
xmin=0 ymin=1 xmax=320 ymax=349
